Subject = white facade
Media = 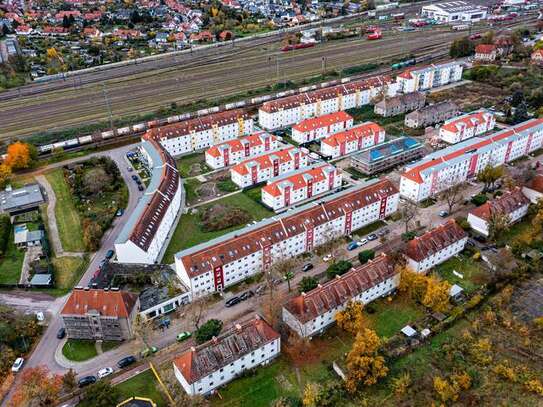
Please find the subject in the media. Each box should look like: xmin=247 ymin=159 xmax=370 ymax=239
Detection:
xmin=205 ymin=132 xmax=278 ymax=169
xmin=400 ymin=119 xmax=543 ymax=202
xmin=175 ymin=179 xmax=399 ymax=297
xmin=421 ymin=1 xmax=487 ymax=23
xmin=230 ymin=147 xmax=309 ymax=188
xmin=291 ymin=111 xmax=353 ymax=144
xmin=439 ymin=110 xmax=495 ymax=144
xmin=115 ymin=140 xmax=182 ymax=264
xmin=144 ymin=110 xmax=253 ymax=157
xmin=320 ymin=122 xmax=385 ymax=159
xmin=139 ymin=290 xmax=191 ymax=320
xmin=261 ymin=164 xmax=342 ymax=211
xmin=396 ymin=61 xmax=463 ymax=94
xmin=258 ymin=76 xmax=398 ymax=130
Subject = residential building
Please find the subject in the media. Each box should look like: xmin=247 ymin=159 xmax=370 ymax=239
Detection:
xmin=282 ymin=254 xmax=399 ymax=337
xmin=320 ymin=122 xmax=385 ymax=159
xmin=115 ymin=139 xmax=182 ymax=264
xmin=0 ymin=184 xmax=45 ymax=215
xmin=475 ymin=44 xmax=497 ymax=62
xmin=350 ymin=137 xmax=425 ymax=175
xmin=14 ymin=224 xmax=43 ymax=248
xmin=403 ymin=220 xmax=468 ymax=273
xmin=399 ymin=119 xmax=543 ymax=202
xmin=60 ymin=288 xmax=139 ymax=341
xmin=143 ymin=109 xmax=253 ymax=157
xmin=421 ymin=1 xmax=487 ymax=23
xmin=467 ymin=187 xmax=530 ymax=237
xmin=438 ymin=110 xmax=496 ymax=144
xmin=261 ymin=164 xmax=341 ymax=211
xmin=531 ymin=49 xmax=543 ymax=65
xmin=205 ymin=132 xmax=279 ymax=169
xmin=175 ymin=179 xmax=399 ymax=297
xmin=374 ymin=92 xmax=426 ymax=117
xmin=139 ymin=284 xmax=191 ymax=320
xmin=291 ymin=111 xmax=353 ymax=144
xmin=258 ymin=75 xmax=398 ymax=130
xmin=404 ymin=101 xmax=458 ymax=128
xmin=230 ymin=147 xmax=309 ymax=188
xmin=522 ymin=172 xmax=543 ymax=203
xmin=396 ymin=61 xmax=464 ymax=93
xmin=173 ymin=315 xmax=280 ymax=395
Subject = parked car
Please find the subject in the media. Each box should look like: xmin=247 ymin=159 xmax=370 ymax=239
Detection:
xmin=255 ymin=284 xmax=266 ymax=295
xmin=35 ymin=311 xmax=45 ymax=322
xmin=466 ymin=239 xmax=475 ymax=247
xmin=97 ymin=367 xmax=114 ymax=379
xmin=176 ymin=331 xmax=192 ymax=342
xmin=302 ymin=263 xmax=314 ymax=272
xmin=57 ymin=328 xmax=66 ymax=339
xmin=322 ymin=254 xmax=333 ymax=262
xmin=358 ymin=238 xmax=368 ymax=246
xmin=127 ymin=167 xmax=133 ymax=172
xmin=78 ymin=375 xmax=97 ymax=388
xmin=135 ymin=179 xmax=142 ymax=185
xmin=347 ymin=241 xmax=359 ymax=251
xmin=105 ymin=249 xmax=115 ymax=259
xmin=239 ymin=291 xmax=254 ymax=301
xmin=131 ymin=175 xmax=138 ymax=181
xmin=11 ymin=357 xmax=24 ymax=373
xmin=138 ymin=185 xmax=145 ymax=191
xmin=367 ymin=234 xmax=378 ymax=241
xmin=116 ymin=208 xmax=124 ymax=217
xmin=377 ymin=229 xmax=388 ymax=237
xmin=140 ymin=347 xmax=158 ymax=358
xmin=117 ymin=356 xmax=137 ymax=369
xmin=225 ymin=297 xmax=241 ymax=307
xmin=439 ymin=210 xmax=449 ymax=218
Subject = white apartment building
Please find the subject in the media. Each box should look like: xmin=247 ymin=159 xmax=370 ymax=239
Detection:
xmin=230 ymin=147 xmax=309 ymax=188
xmin=467 ymin=188 xmax=530 ymax=237
xmin=143 ymin=109 xmax=253 ymax=157
xmin=403 ymin=219 xmax=467 ymax=273
xmin=320 ymin=122 xmax=386 ymax=159
xmin=258 ymin=75 xmax=398 ymax=130
xmin=421 ymin=1 xmax=487 ymax=23
xmin=175 ymin=179 xmax=399 ymax=297
xmin=173 ymin=315 xmax=280 ymax=395
xmin=282 ymin=254 xmax=399 ymax=338
xmin=204 ymin=132 xmax=279 ymax=169
xmin=439 ymin=110 xmax=495 ymax=144
xmin=291 ymin=111 xmax=354 ymax=144
xmin=261 ymin=164 xmax=342 ymax=211
xmin=400 ymin=119 xmax=543 ymax=202
xmin=115 ymin=139 xmax=182 ymax=264
xmin=396 ymin=61 xmax=463 ymax=94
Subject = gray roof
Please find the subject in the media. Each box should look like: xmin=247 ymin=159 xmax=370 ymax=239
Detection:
xmin=353 ymin=137 xmax=424 ymax=164
xmin=424 ymin=1 xmax=486 ymax=14
xmin=0 ymin=184 xmax=44 ymax=213
xmin=30 ymin=274 xmax=52 ymax=286
xmin=406 ymin=101 xmax=458 ymax=120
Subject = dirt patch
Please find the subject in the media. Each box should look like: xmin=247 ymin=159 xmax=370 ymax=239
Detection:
xmin=200 ymin=203 xmax=251 ymax=232
xmin=510 ymin=276 xmax=543 ymax=323
xmin=428 ymin=82 xmax=507 ymax=111
xmin=188 ymin=163 xmax=204 ymax=176
xmin=196 ymin=182 xmax=217 ymax=199
xmin=206 ymin=169 xmax=231 ymax=182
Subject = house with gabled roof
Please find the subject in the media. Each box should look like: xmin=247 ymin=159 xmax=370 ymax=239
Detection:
xmin=522 ymin=172 xmax=543 ymax=204
xmin=291 ymin=111 xmax=353 ymax=144
xmin=173 ymin=315 xmax=280 ymax=395
xmin=403 ymin=219 xmax=467 ymax=273
xmin=320 ymin=122 xmax=385 ymax=158
xmin=205 ymin=132 xmax=278 ymax=169
xmin=438 ymin=109 xmax=495 ymax=144
xmin=396 ymin=61 xmax=463 ymax=94
xmin=282 ymin=254 xmax=398 ymax=337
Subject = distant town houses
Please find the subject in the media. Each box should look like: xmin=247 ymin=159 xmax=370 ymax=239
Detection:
xmin=522 ymin=172 xmax=543 ymax=203
xmin=374 ymin=92 xmax=426 ymax=117
xmin=467 ymin=187 xmax=530 ymax=237
xmin=396 ymin=61 xmax=463 ymax=94
xmin=531 ymin=49 xmax=543 ymax=65
xmin=404 ymin=100 xmax=458 ymax=128
xmin=403 ymin=220 xmax=467 ymax=274
xmin=438 ymin=110 xmax=496 ymax=144
xmin=475 ymin=44 xmax=498 ymax=62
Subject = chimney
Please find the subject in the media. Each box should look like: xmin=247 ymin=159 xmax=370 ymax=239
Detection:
xmin=190 ymin=346 xmax=196 ymax=352
xmin=84 ymin=287 xmax=90 ymax=291
xmin=235 ymin=323 xmax=242 ymax=331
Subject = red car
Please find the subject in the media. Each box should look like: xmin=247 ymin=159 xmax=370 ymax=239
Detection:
xmin=367 ymin=30 xmax=382 ymax=40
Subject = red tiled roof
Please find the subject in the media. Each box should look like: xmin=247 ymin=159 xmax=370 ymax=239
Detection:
xmin=475 ymin=44 xmax=497 ymax=54
xmin=259 ymin=75 xmax=394 ymax=114
xmin=262 ymin=164 xmax=336 ymax=197
xmin=61 ymin=288 xmax=138 ymax=318
xmin=404 ymin=220 xmax=466 ymax=263
xmin=469 ymin=187 xmax=530 ymax=221
xmin=173 ymin=316 xmax=279 ymax=384
xmin=283 ymin=254 xmax=396 ymax=323
xmin=292 ymin=111 xmax=352 ymax=133
xmin=525 ymin=173 xmax=543 ymax=194
xmin=321 ymin=122 xmax=383 ymax=147
xmin=532 ymin=49 xmax=543 ymax=59
xmin=206 ymin=132 xmax=275 ymax=158
xmin=143 ymin=109 xmax=249 ymax=141
xmin=179 ymin=179 xmax=399 ymax=278
xmin=441 ymin=111 xmax=493 ymax=134
xmin=231 ymin=147 xmax=304 ymax=176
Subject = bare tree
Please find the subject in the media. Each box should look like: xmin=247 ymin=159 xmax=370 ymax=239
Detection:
xmin=132 ymin=313 xmax=154 ymax=350
xmin=487 ymin=211 xmax=511 ymax=242
xmin=186 ymin=297 xmax=209 ymax=331
xmin=315 ymin=223 xmax=345 ymax=261
xmin=400 ymin=200 xmax=419 ymax=233
xmin=438 ymin=181 xmax=466 ymax=214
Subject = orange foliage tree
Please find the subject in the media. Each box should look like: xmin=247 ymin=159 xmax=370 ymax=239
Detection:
xmin=9 ymin=365 xmax=62 ymax=407
xmin=5 ymin=141 xmax=33 ymax=170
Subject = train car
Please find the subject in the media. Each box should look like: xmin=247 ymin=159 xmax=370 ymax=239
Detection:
xmin=133 ymin=123 xmax=147 ymax=132
xmin=280 ymin=43 xmax=315 ymax=52
xmin=234 ymin=101 xmax=246 ymax=108
xmin=147 ymin=120 xmax=160 ymax=128
xmin=167 ymin=115 xmax=180 ymax=124
xmin=38 ymin=144 xmax=54 ymax=154
xmin=209 ymin=106 xmax=220 ymax=113
xmin=101 ymin=130 xmax=114 ymax=139
xmin=117 ymin=126 xmax=131 ymax=136
xmin=178 ymin=113 xmax=191 ymax=121
xmin=64 ymin=139 xmax=80 ymax=149
xmin=341 ymin=77 xmax=351 ymax=83
xmin=91 ymin=133 xmax=103 ymax=143
xmin=225 ymin=103 xmax=237 ymax=110
xmin=197 ymin=108 xmax=210 ymax=116
xmin=78 ymin=135 xmax=93 ymax=145
xmin=52 ymin=141 xmax=69 ymax=150
xmin=452 ymin=24 xmax=470 ymax=31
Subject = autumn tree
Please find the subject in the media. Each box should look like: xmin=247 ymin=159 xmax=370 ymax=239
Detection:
xmin=0 ymin=164 xmax=12 ymax=188
xmin=398 ymin=266 xmax=427 ymax=303
xmin=186 ymin=297 xmax=209 ymax=330
xmin=422 ymin=275 xmax=451 ymax=313
xmin=390 ymin=372 xmax=411 ymax=399
xmin=315 ymin=224 xmax=344 ymax=261
xmin=487 ymin=211 xmax=510 ymax=242
xmin=82 ymin=219 xmax=102 ymax=251
xmin=5 ymin=141 xmax=33 ymax=170
xmin=9 ymin=365 xmax=62 ymax=407
xmin=302 ymin=382 xmax=321 ymax=407
xmin=433 ymin=371 xmax=471 ymax=403
xmin=81 ymin=381 xmax=121 ymax=407
xmin=62 ymin=368 xmax=77 ymax=393
xmin=345 ymin=328 xmax=388 ymax=393
xmin=438 ymin=181 xmax=466 ymax=214
xmin=477 ymin=165 xmax=504 ymax=192
xmin=335 ymin=300 xmax=366 ymax=335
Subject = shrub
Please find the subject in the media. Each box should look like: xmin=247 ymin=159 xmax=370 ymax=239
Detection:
xmin=358 ymin=249 xmax=375 ymax=265
xmin=471 ymin=194 xmax=488 ymax=206
xmin=200 ymin=204 xmax=250 ymax=232
xmin=455 ymin=216 xmax=471 ymax=231
xmin=401 ymin=231 xmax=417 ymax=241
xmin=326 ymin=260 xmax=352 ymax=279
xmin=195 ymin=319 xmax=223 ymax=344
xmin=298 ymin=276 xmax=318 ymax=293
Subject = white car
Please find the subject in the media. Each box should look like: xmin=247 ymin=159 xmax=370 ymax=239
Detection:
xmin=35 ymin=311 xmax=45 ymax=322
xmin=322 ymin=254 xmax=333 ymax=262
xmin=97 ymin=367 xmax=114 ymax=379
xmin=11 ymin=357 xmax=24 ymax=373
xmin=358 ymin=238 xmax=368 ymax=246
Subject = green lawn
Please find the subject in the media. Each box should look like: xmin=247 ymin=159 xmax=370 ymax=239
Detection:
xmin=366 ymin=295 xmax=425 ymax=339
xmin=62 ymin=339 xmax=98 ymax=362
xmin=115 ymin=370 xmax=168 ymax=407
xmin=0 ymin=229 xmax=24 ymax=284
xmin=163 ymin=192 xmax=272 ymax=263
xmin=183 ymin=178 xmax=202 ymax=204
xmin=45 ymin=169 xmax=85 ymax=252
xmin=176 ymin=152 xmax=209 ymax=178
xmin=51 ymin=255 xmax=88 ymax=296
xmin=434 ymin=254 xmax=488 ymax=294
